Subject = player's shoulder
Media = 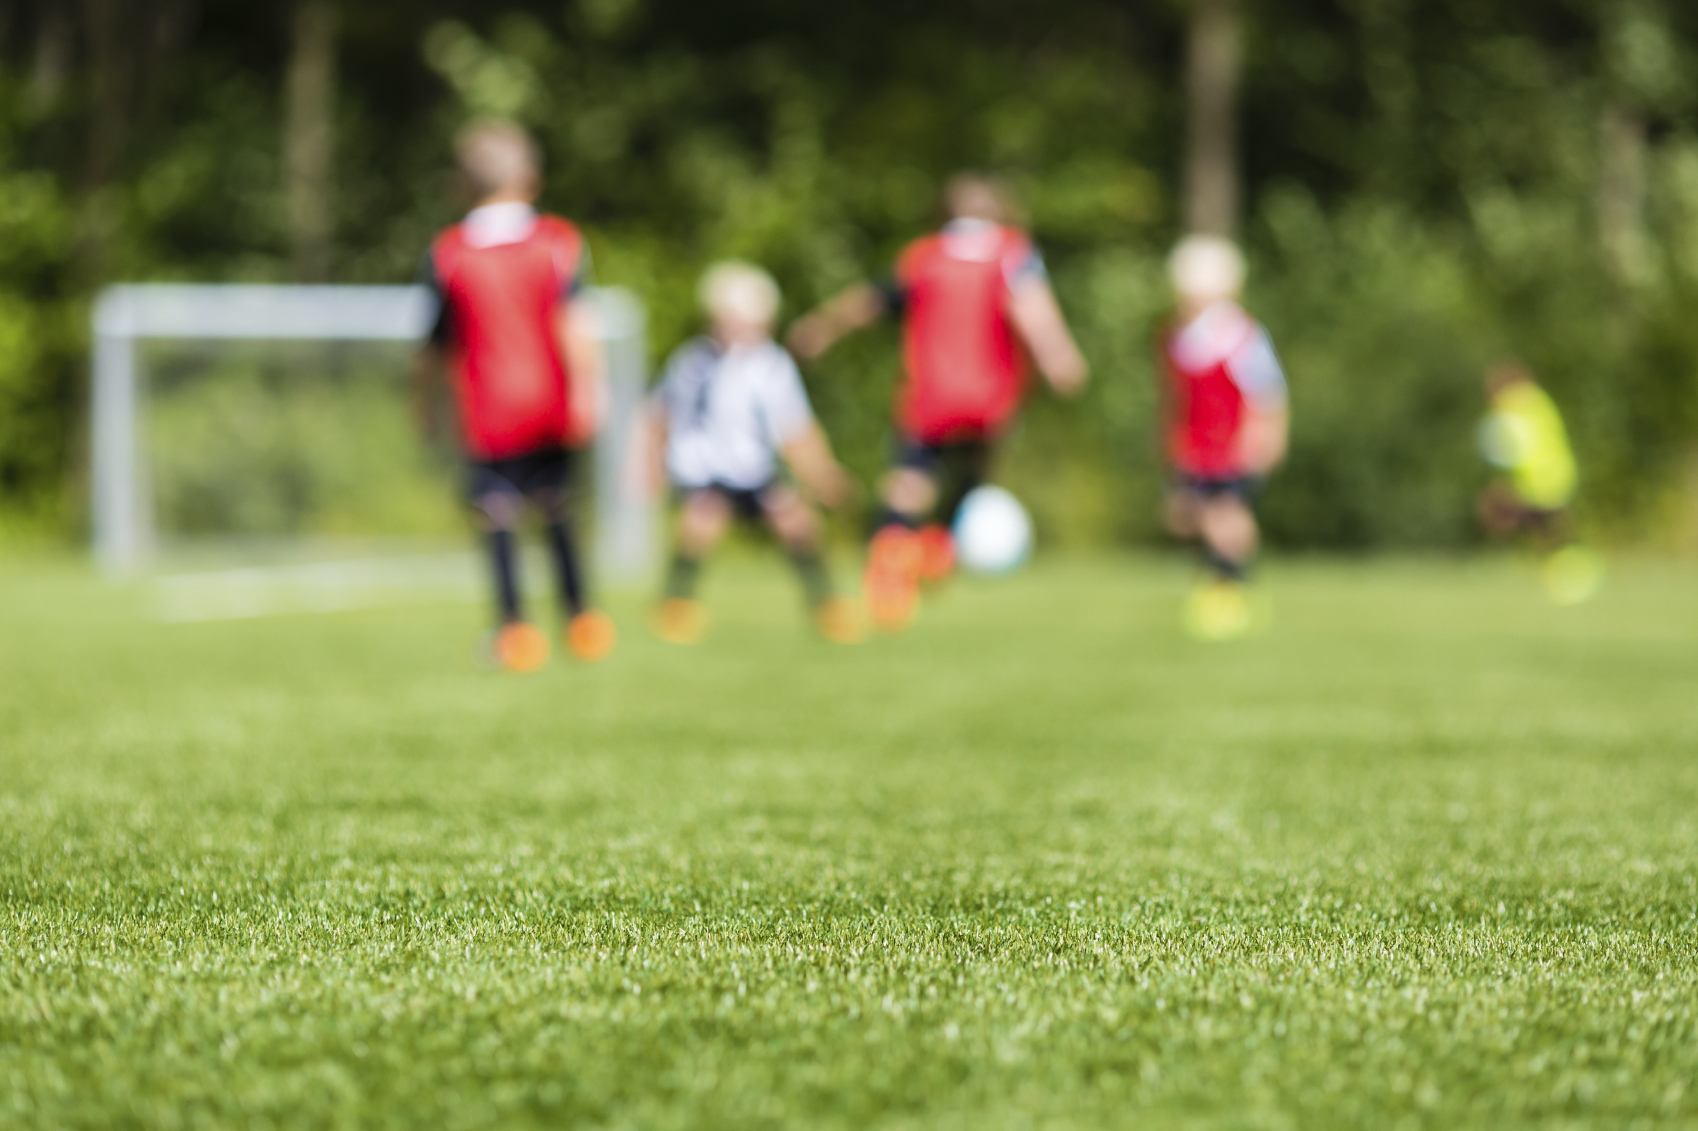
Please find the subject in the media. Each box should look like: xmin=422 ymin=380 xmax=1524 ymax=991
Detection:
xmin=895 ymin=232 xmax=943 ymax=274
xmin=429 ymin=222 xmax=468 ymax=258
xmin=751 ymin=339 xmax=803 ymax=378
xmin=997 ymin=224 xmax=1035 ymax=252
xmin=531 ymin=213 xmax=583 ymax=248
xmin=664 ymin=335 xmax=720 ymax=373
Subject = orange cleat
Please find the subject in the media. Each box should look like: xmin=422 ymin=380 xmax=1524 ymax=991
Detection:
xmin=493 ymin=621 xmax=550 ymax=672
xmin=565 ymin=609 xmax=617 ymax=662
xmin=651 ymin=597 xmax=709 ymax=645
xmin=914 ymin=524 xmax=956 ymax=584
xmin=864 ymin=526 xmax=922 ymax=632
xmin=813 ymin=596 xmax=867 ymax=644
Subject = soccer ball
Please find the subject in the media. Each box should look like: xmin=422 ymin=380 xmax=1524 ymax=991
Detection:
xmin=953 ymin=485 xmax=1033 ymax=574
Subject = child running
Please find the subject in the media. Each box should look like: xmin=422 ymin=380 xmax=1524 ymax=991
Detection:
xmin=649 ymin=262 xmax=862 ymax=644
xmin=1476 ymin=359 xmax=1601 ymax=604
xmin=416 ymin=118 xmax=616 ymax=671
xmin=788 ymin=173 xmax=1089 ymax=630
xmin=1159 ymin=235 xmax=1289 ymax=640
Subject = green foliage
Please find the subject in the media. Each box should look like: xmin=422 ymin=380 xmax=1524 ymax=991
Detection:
xmin=0 ymin=114 xmax=78 ymax=533
xmin=4 ymin=1 xmax=1698 ymax=546
xmin=3 ymin=556 xmax=1698 ymax=1126
xmin=145 ymin=344 xmax=461 ymax=541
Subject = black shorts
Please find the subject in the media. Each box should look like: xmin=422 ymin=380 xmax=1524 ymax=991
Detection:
xmin=1171 ymin=470 xmax=1263 ymax=502
xmin=890 ymin=431 xmax=998 ymax=524
xmin=676 ymin=481 xmax=781 ymax=522
xmin=891 ymin=432 xmax=995 ymax=477
xmin=468 ymin=447 xmax=574 ymax=504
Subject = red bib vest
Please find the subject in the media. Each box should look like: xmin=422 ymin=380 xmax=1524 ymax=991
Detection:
xmin=893 ymin=223 xmax=1036 ymax=443
xmin=429 ymin=214 xmax=585 ymax=460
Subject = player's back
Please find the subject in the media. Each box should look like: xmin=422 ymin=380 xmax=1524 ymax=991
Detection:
xmin=894 ymin=220 xmax=1037 ymax=442
xmin=1163 ymin=301 xmax=1277 ymax=478
xmin=1493 ymin=382 xmax=1576 ymax=508
xmin=427 ymin=207 xmax=585 ymax=459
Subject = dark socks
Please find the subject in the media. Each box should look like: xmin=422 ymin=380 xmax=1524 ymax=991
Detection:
xmin=546 ymin=520 xmax=587 ymax=617
xmin=1204 ymin=548 xmax=1249 ymax=583
xmin=488 ymin=529 xmax=522 ymax=623
xmin=873 ymin=507 xmax=919 ymax=533
xmin=787 ymin=547 xmax=834 ymax=608
xmin=665 ymin=552 xmax=702 ymax=600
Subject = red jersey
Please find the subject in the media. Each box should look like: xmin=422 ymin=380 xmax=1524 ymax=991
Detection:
xmin=891 ymin=219 xmax=1044 ymax=444
xmin=1162 ymin=302 xmax=1287 ymax=478
xmin=425 ymin=204 xmax=588 ymax=460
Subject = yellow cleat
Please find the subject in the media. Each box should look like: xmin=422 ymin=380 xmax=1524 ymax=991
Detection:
xmin=813 ymin=596 xmax=867 ymax=644
xmin=565 ymin=609 xmax=618 ymax=662
xmin=1183 ymin=580 xmax=1253 ymax=642
xmin=1543 ymin=545 xmax=1603 ymax=606
xmin=492 ymin=621 xmax=550 ymax=672
xmin=652 ymin=597 xmax=708 ymax=645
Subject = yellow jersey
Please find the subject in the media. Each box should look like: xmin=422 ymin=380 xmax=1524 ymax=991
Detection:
xmin=1480 ymin=382 xmax=1577 ymax=509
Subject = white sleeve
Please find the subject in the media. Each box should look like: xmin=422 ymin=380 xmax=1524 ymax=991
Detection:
xmin=1226 ymin=328 xmax=1288 ymax=411
xmin=760 ymin=350 xmax=815 ymax=447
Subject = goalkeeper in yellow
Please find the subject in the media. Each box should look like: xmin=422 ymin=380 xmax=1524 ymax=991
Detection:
xmin=1476 ymin=361 xmax=1600 ymax=603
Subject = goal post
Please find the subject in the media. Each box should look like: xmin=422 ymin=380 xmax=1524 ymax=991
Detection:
xmin=90 ymin=283 xmax=653 ymax=582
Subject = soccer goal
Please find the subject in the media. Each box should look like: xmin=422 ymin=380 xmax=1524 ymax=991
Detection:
xmin=90 ymin=284 xmax=653 ymax=588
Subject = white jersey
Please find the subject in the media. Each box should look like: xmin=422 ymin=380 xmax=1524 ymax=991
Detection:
xmin=652 ymin=337 xmax=815 ymax=491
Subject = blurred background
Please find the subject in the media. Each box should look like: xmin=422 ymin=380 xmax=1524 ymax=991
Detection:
xmin=3 ymin=0 xmax=1698 ymax=554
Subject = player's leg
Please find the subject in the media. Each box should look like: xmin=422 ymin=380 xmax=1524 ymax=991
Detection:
xmin=471 ymin=463 xmax=549 ymax=671
xmin=530 ymin=450 xmax=615 ymax=662
xmin=915 ymin=441 xmax=991 ymax=584
xmin=1197 ymin=492 xmax=1257 ymax=583
xmin=654 ymin=488 xmax=731 ymax=643
xmin=762 ymin=485 xmax=861 ymax=642
xmin=1476 ymin=481 xmax=1528 ymax=540
xmin=1183 ymin=485 xmax=1257 ymax=641
xmin=865 ymin=438 xmax=941 ymax=630
xmin=1165 ymin=478 xmax=1203 ymax=541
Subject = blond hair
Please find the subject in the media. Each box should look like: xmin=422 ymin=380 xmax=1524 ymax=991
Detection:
xmin=1168 ymin=235 xmax=1246 ymax=301
xmin=698 ymin=261 xmax=781 ymax=327
xmin=455 ymin=118 xmax=540 ymax=197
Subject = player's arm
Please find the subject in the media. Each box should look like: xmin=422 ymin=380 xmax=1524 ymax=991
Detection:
xmin=1007 ymin=275 xmax=1088 ymax=396
xmin=644 ymin=398 xmax=671 ymax=499
xmin=1239 ymin=405 xmax=1289 ymax=474
xmin=414 ymin=252 xmax=450 ymax=441
xmin=781 ymin=424 xmax=856 ymax=511
xmin=558 ymin=297 xmax=606 ymax=448
xmin=786 ymin=283 xmax=890 ymax=361
xmin=1229 ymin=329 xmax=1290 ymax=474
xmin=413 ymin=347 xmax=445 ymax=440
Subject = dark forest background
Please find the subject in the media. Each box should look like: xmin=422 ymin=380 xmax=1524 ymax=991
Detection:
xmin=3 ymin=0 xmax=1698 ymax=549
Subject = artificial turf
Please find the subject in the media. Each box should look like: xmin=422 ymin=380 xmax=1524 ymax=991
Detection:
xmin=2 ymin=553 xmax=1695 ymax=1130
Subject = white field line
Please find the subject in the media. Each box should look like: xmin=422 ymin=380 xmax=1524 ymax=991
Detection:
xmin=154 ymin=552 xmax=484 ymax=622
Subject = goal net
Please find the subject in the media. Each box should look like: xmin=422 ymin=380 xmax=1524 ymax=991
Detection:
xmin=91 ymin=284 xmax=653 ymax=614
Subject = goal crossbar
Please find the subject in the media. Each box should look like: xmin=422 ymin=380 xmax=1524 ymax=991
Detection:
xmin=91 ymin=283 xmax=652 ymax=581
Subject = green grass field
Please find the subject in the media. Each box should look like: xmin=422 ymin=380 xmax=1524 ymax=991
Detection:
xmin=3 ymin=553 xmax=1696 ymax=1130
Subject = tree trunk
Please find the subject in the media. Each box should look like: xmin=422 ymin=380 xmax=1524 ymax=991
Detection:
xmin=1183 ymin=0 xmax=1241 ymax=238
xmin=285 ymin=0 xmax=337 ymax=282
xmin=1598 ymin=100 xmax=1648 ymax=286
xmin=78 ymin=0 xmax=136 ymax=286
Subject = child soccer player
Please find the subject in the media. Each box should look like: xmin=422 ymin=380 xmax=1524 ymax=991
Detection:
xmin=1476 ymin=360 xmax=1600 ymax=604
xmin=649 ymin=261 xmax=862 ymax=644
xmin=788 ymin=173 xmax=1089 ymax=629
xmin=1159 ymin=235 xmax=1289 ymax=640
xmin=415 ymin=119 xmax=616 ymax=671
